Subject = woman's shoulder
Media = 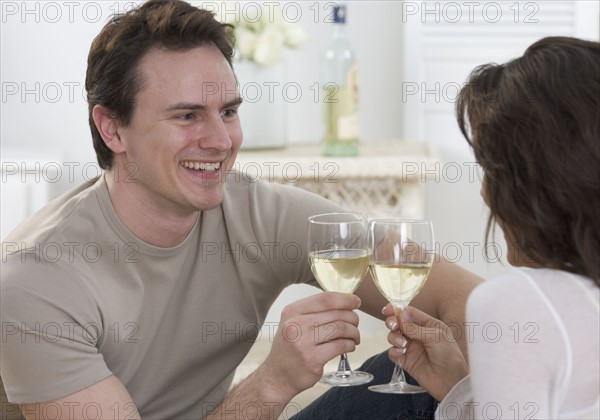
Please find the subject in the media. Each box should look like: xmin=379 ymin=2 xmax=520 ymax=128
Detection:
xmin=468 ymin=267 xmax=534 ymax=302
xmin=466 ymin=268 xmax=555 ymax=321
xmin=470 ymin=267 xmax=591 ymax=297
xmin=467 ymin=267 xmax=598 ymax=321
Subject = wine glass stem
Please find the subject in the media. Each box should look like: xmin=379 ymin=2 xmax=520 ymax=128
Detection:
xmin=391 ymin=360 xmax=407 ymax=385
xmin=391 ymin=305 xmax=408 ymax=385
xmin=335 ymin=353 xmax=352 ymax=378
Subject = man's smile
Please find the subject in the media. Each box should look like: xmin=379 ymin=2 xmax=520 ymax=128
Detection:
xmin=180 ymin=160 xmax=222 ymax=172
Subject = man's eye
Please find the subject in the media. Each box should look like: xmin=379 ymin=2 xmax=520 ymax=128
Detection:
xmin=177 ymin=113 xmax=195 ymax=120
xmin=222 ymin=108 xmax=238 ymax=118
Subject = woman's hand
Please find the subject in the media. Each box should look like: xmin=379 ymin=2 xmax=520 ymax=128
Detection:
xmin=383 ymin=304 xmax=469 ymax=402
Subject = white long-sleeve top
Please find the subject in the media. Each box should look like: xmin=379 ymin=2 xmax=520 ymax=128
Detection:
xmin=436 ymin=268 xmax=600 ymax=419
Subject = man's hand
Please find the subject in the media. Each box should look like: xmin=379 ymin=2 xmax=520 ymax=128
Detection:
xmin=383 ymin=304 xmax=469 ymax=402
xmin=263 ymin=292 xmax=362 ymax=399
xmin=206 ymin=292 xmax=362 ymax=419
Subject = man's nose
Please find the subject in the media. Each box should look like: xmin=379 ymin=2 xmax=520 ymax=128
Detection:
xmin=198 ymin=115 xmax=232 ymax=151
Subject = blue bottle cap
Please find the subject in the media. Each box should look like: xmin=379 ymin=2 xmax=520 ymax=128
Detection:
xmin=333 ymin=4 xmax=347 ymax=24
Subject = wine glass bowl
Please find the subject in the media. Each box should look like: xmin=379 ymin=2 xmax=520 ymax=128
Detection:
xmin=367 ymin=219 xmax=434 ymax=394
xmin=308 ymin=248 xmax=369 ymax=294
xmin=307 ymin=212 xmax=374 ymax=386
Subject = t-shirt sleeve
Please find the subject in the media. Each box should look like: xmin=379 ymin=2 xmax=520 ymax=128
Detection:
xmin=0 ymin=254 xmax=112 ymax=403
xmin=462 ymin=270 xmax=565 ymax=419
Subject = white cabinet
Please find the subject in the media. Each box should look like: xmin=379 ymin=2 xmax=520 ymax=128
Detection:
xmin=236 ymin=140 xmax=441 ymax=219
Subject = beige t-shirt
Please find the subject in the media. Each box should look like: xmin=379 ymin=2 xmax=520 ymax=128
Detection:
xmin=1 ymin=172 xmax=341 ymax=419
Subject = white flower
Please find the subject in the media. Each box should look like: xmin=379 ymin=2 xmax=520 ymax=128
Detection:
xmin=215 ymin=2 xmax=307 ymax=66
xmin=234 ymin=26 xmax=257 ymax=60
xmin=252 ymin=26 xmax=284 ymax=66
xmin=242 ymin=17 xmax=264 ymax=33
xmin=284 ymin=23 xmax=308 ymax=48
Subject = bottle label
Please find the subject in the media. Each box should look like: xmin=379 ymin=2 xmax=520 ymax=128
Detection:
xmin=323 ymin=63 xmax=359 ymax=144
xmin=323 ymin=85 xmax=358 ymax=143
xmin=338 ymin=112 xmax=359 ymax=140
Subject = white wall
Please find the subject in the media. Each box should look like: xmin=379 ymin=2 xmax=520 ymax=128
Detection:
xmin=1 ymin=1 xmax=101 ymax=162
xmin=0 ymin=1 xmax=405 ymax=156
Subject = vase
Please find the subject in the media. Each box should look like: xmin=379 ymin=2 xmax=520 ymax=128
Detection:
xmin=234 ymin=59 xmax=288 ymax=150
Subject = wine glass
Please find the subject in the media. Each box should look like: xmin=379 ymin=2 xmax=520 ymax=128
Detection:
xmin=307 ymin=212 xmax=374 ymax=386
xmin=367 ymin=219 xmax=434 ymax=394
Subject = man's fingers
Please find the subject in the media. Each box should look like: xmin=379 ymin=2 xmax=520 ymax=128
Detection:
xmin=311 ymin=321 xmax=360 ymax=345
xmin=317 ymin=338 xmax=358 ymax=362
xmin=305 ymin=309 xmax=360 ymax=328
xmin=280 ymin=309 xmax=360 ymax=344
xmin=285 ymin=292 xmax=361 ymax=316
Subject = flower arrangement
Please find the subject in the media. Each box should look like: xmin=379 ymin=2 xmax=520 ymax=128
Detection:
xmin=223 ymin=6 xmax=308 ymax=67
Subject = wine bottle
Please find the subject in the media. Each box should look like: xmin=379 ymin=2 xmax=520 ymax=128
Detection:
xmin=321 ymin=3 xmax=359 ymax=157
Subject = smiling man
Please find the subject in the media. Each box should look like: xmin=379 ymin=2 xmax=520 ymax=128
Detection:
xmin=93 ymin=45 xmax=244 ymax=247
xmin=0 ymin=1 xmax=480 ymax=419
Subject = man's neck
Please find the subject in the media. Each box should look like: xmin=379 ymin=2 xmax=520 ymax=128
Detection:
xmin=104 ymin=170 xmax=198 ymax=248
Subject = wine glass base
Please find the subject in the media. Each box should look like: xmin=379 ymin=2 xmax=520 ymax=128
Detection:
xmin=368 ymin=382 xmax=427 ymax=394
xmin=320 ymin=370 xmax=374 ymax=387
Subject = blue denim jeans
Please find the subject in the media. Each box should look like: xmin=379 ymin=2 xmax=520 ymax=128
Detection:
xmin=292 ymin=351 xmax=437 ymax=420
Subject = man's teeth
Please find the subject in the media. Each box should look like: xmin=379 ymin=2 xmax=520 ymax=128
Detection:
xmin=182 ymin=161 xmax=221 ymax=171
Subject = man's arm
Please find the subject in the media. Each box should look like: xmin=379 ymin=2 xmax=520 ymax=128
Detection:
xmin=206 ymin=292 xmax=361 ymax=420
xmin=355 ymin=257 xmax=482 ymax=356
xmin=19 ymin=375 xmax=140 ymax=420
xmin=412 ymin=258 xmax=482 ymax=356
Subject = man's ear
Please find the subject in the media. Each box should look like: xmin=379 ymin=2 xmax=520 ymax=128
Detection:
xmin=92 ymin=105 xmax=126 ymax=153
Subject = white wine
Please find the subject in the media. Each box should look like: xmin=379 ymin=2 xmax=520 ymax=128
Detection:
xmin=369 ymin=262 xmax=432 ymax=308
xmin=309 ymin=249 xmax=369 ymax=293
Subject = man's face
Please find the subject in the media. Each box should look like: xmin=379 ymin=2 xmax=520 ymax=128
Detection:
xmin=115 ymin=45 xmax=242 ymax=214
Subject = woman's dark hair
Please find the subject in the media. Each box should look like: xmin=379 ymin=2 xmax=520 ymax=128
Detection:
xmin=456 ymin=36 xmax=600 ymax=284
xmin=86 ymin=0 xmax=235 ymax=169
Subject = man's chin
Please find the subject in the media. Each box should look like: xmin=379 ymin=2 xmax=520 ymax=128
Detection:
xmin=196 ymin=202 xmax=221 ymax=212
xmin=190 ymin=192 xmax=224 ymax=212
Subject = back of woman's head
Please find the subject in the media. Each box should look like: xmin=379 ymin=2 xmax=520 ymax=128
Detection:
xmin=456 ymin=36 xmax=600 ymax=283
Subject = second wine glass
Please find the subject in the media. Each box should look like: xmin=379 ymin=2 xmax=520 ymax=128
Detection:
xmin=307 ymin=212 xmax=374 ymax=386
xmin=367 ymin=219 xmax=434 ymax=394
